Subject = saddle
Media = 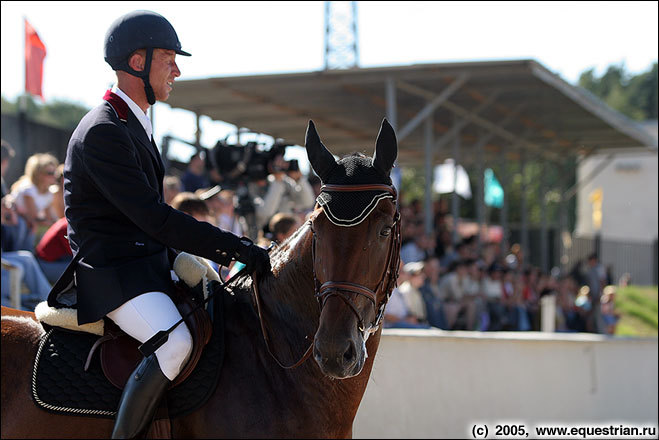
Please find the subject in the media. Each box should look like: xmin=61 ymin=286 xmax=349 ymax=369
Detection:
xmin=36 ymin=252 xmax=217 ymax=389
xmin=88 ymin=281 xmax=212 ymax=389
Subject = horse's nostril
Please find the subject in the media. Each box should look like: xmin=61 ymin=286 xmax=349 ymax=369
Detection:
xmin=343 ymin=342 xmax=355 ymax=363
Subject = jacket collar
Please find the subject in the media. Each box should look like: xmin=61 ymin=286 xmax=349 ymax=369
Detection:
xmin=103 ymin=90 xmax=163 ymax=176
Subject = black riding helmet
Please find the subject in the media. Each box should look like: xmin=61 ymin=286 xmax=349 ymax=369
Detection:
xmin=104 ymin=10 xmax=191 ymax=105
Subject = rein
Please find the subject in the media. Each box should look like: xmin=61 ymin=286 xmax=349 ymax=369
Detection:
xmin=251 ymin=183 xmax=401 ymax=370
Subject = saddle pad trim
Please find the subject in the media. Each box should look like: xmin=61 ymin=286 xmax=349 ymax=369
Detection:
xmin=32 ymin=329 xmax=117 ymax=417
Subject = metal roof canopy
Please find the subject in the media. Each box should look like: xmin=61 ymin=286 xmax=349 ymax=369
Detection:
xmin=166 ymin=59 xmax=657 ymax=167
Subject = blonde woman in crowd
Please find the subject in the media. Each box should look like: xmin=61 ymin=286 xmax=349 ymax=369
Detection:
xmin=10 ymin=153 xmax=60 ymax=236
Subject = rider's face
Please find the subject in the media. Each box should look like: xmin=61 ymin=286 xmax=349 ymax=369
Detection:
xmin=149 ymin=49 xmax=180 ymax=102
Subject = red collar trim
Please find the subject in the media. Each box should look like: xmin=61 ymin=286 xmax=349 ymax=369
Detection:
xmin=103 ymin=90 xmax=129 ymax=122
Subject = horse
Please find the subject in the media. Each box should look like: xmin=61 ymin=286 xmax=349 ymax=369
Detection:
xmin=0 ymin=119 xmax=401 ymax=439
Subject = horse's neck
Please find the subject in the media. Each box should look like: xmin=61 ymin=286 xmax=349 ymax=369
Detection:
xmin=252 ymin=223 xmax=319 ymax=361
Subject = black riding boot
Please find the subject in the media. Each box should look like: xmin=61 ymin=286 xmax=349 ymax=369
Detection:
xmin=111 ymin=353 xmax=171 ymax=439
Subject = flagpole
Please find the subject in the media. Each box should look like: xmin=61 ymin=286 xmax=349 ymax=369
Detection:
xmin=19 ymin=16 xmax=29 ymax=171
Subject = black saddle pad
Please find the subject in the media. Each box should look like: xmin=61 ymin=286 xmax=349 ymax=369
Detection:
xmin=31 ymin=296 xmax=224 ymax=419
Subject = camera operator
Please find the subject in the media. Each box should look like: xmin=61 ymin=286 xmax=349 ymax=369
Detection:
xmin=247 ymin=150 xmax=315 ymax=238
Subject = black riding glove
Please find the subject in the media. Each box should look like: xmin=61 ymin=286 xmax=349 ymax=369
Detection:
xmin=235 ymin=237 xmax=271 ymax=277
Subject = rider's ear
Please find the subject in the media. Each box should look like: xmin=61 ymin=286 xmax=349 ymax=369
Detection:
xmin=373 ymin=118 xmax=397 ymax=176
xmin=305 ymin=120 xmax=336 ymax=182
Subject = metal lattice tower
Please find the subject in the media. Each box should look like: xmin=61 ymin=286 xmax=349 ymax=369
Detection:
xmin=324 ymin=1 xmax=359 ymax=70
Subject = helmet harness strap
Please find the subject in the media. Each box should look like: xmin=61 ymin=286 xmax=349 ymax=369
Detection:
xmin=122 ymin=47 xmax=156 ymax=106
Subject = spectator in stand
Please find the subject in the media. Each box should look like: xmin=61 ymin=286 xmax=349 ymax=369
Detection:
xmin=2 ymin=194 xmax=52 ymax=309
xmin=180 ymin=151 xmax=210 ymax=193
xmin=51 ymin=164 xmax=66 ymax=220
xmin=163 ymin=175 xmax=183 ymax=205
xmin=401 ymin=230 xmax=436 ymax=264
xmin=440 ymin=240 xmax=471 ymax=272
xmin=268 ymin=212 xmax=300 ymax=245
xmin=555 ymin=275 xmax=583 ymax=332
xmin=585 ymin=253 xmax=606 ymax=333
xmin=171 ymin=192 xmax=212 ymax=223
xmin=521 ymin=267 xmax=541 ymax=331
xmin=1 ymin=139 xmax=16 ymax=198
xmin=35 ymin=217 xmax=73 ymax=284
xmin=419 ymin=256 xmax=447 ymax=329
xmin=600 ymin=285 xmax=620 ymax=335
xmin=384 ymin=261 xmax=430 ymax=329
xmin=10 ymin=153 xmax=60 ymax=238
xmin=482 ymin=263 xmax=506 ymax=331
xmin=437 ymin=259 xmax=473 ymax=330
xmin=397 ymin=261 xmax=430 ymax=327
xmin=1 ymin=140 xmax=33 ymax=252
xmin=216 ymin=189 xmax=247 ymax=237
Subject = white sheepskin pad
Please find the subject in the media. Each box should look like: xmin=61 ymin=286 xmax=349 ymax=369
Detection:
xmin=34 ymin=301 xmax=104 ymax=336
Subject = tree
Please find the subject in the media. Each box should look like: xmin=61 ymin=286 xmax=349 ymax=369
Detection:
xmin=0 ymin=94 xmax=89 ymax=130
xmin=578 ymin=62 xmax=658 ymax=121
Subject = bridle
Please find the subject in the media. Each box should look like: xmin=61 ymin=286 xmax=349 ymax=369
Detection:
xmin=252 ymin=183 xmax=401 ymax=370
xmin=312 ymin=184 xmax=401 ymax=334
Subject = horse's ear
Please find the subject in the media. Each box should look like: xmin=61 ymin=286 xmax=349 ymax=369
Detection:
xmin=305 ymin=120 xmax=336 ymax=182
xmin=373 ymin=118 xmax=397 ymax=176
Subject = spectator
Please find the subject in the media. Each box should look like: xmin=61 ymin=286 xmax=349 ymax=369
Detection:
xmin=10 ymin=153 xmax=60 ymax=237
xmin=482 ymin=263 xmax=506 ymax=331
xmin=180 ymin=151 xmax=210 ymax=193
xmin=35 ymin=216 xmax=73 ymax=284
xmin=555 ymin=275 xmax=584 ymax=332
xmin=1 ymin=250 xmax=52 ymax=310
xmin=600 ymin=285 xmax=620 ymax=335
xmin=171 ymin=192 xmax=212 ymax=223
xmin=2 ymin=188 xmax=52 ymax=308
xmin=1 ymin=139 xmax=15 ymax=198
xmin=268 ymin=212 xmax=300 ymax=245
xmin=585 ymin=253 xmax=606 ymax=333
xmin=247 ymin=150 xmax=315 ymax=235
xmin=163 ymin=175 xmax=183 ymax=205
xmin=50 ymin=164 xmax=66 ymax=220
xmin=216 ymin=189 xmax=247 ymax=237
xmin=397 ymin=261 xmax=430 ymax=327
xmin=384 ymin=261 xmax=430 ymax=329
xmin=1 ymin=140 xmax=33 ymax=252
xmin=437 ymin=259 xmax=474 ymax=330
xmin=419 ymin=256 xmax=447 ymax=329
xmin=401 ymin=231 xmax=435 ymax=264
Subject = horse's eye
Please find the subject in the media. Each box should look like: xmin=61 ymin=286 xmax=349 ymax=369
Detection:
xmin=380 ymin=227 xmax=392 ymax=237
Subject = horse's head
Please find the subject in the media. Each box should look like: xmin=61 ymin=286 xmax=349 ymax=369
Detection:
xmin=305 ymin=119 xmax=400 ymax=379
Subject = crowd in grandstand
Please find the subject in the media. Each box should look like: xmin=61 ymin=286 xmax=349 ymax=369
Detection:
xmin=1 ymin=140 xmax=619 ymax=334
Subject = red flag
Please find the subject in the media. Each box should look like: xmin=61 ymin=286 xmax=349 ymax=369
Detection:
xmin=25 ymin=18 xmax=47 ymax=99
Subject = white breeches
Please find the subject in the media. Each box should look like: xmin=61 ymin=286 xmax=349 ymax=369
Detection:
xmin=106 ymin=291 xmax=192 ymax=381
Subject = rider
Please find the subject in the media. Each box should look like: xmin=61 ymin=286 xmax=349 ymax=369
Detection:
xmin=55 ymin=10 xmax=270 ymax=438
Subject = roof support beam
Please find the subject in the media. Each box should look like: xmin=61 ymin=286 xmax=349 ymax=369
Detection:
xmin=396 ymin=79 xmax=562 ymax=162
xmin=397 ymin=74 xmax=469 ymax=142
xmin=433 ymin=90 xmax=500 ymax=150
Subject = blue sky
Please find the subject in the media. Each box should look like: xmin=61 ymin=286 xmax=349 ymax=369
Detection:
xmin=2 ymin=1 xmax=657 ymax=168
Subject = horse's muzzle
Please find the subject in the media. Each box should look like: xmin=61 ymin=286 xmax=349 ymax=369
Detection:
xmin=313 ymin=331 xmax=366 ymax=379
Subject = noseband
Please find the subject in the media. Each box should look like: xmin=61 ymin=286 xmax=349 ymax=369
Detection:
xmin=312 ymin=183 xmax=401 ymax=333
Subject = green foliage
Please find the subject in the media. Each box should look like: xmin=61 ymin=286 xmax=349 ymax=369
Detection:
xmin=578 ymin=62 xmax=658 ymax=121
xmin=614 ymin=285 xmax=658 ymax=337
xmin=1 ymin=93 xmax=89 ymax=130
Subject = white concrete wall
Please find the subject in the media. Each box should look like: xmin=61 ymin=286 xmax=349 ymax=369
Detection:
xmin=353 ymin=329 xmax=658 ymax=439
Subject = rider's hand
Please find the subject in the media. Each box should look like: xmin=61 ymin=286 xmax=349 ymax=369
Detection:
xmin=235 ymin=237 xmax=271 ymax=277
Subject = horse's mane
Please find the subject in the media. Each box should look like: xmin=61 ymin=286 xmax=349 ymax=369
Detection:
xmin=230 ymin=222 xmax=318 ymax=361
